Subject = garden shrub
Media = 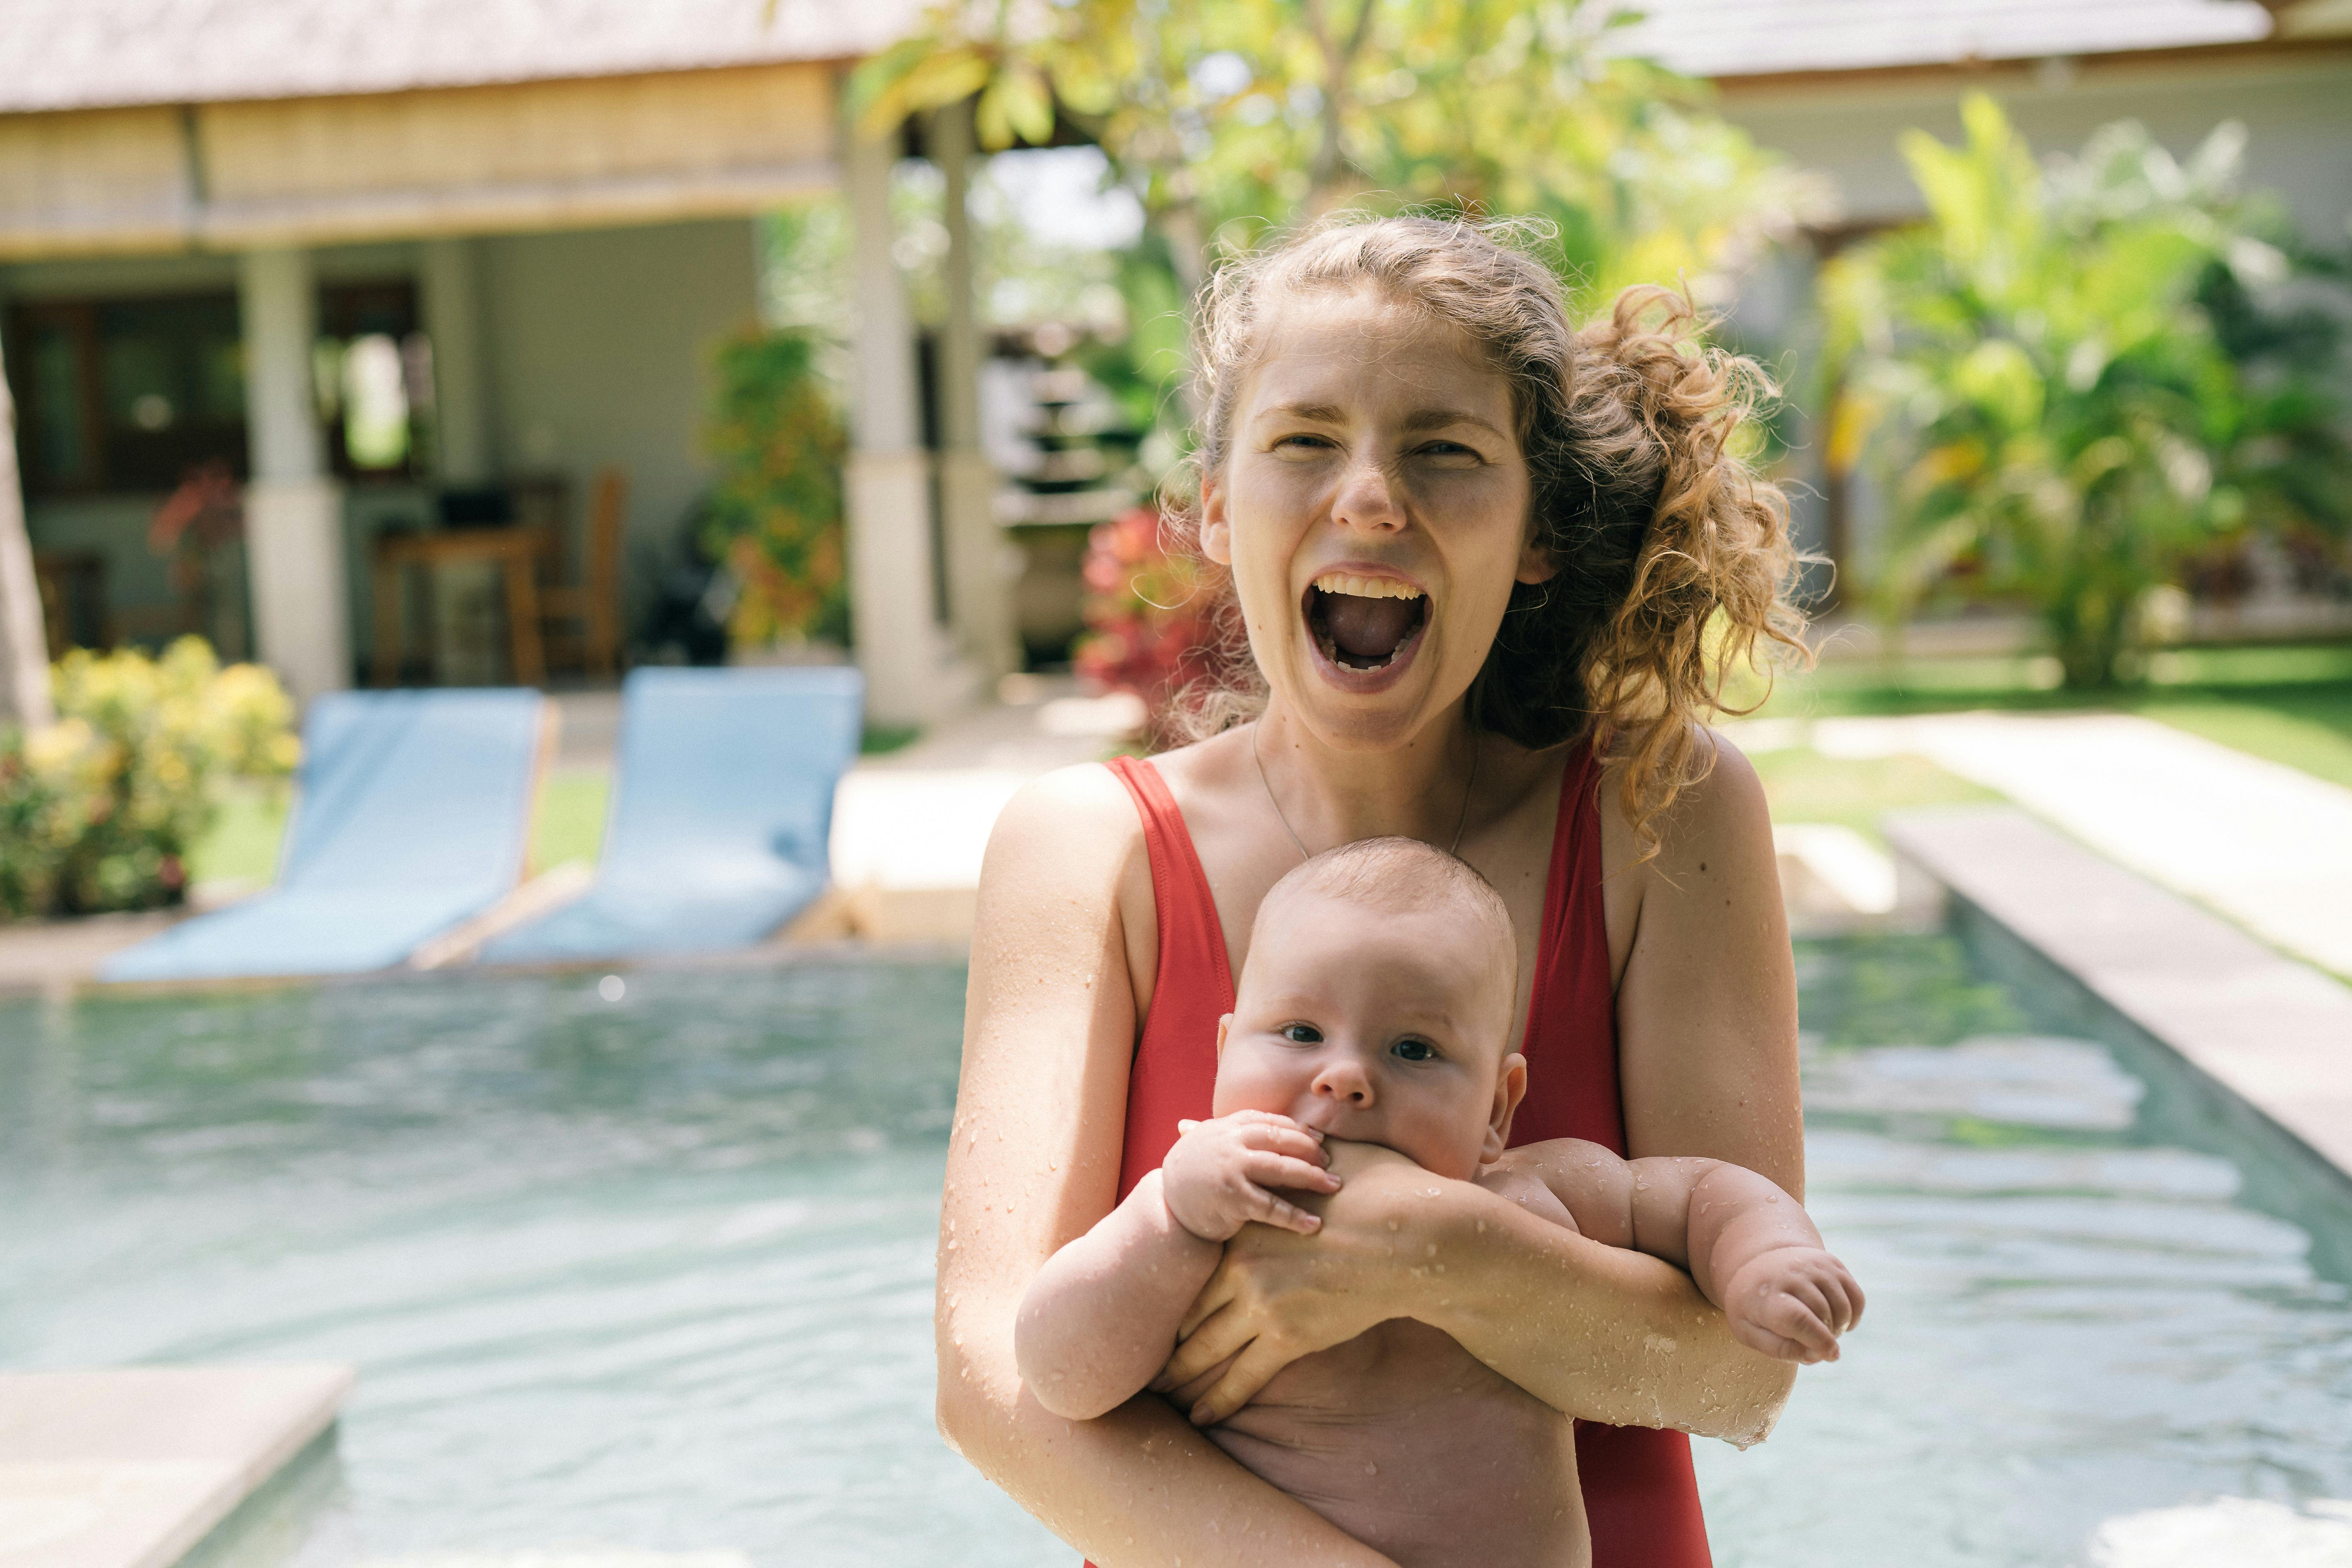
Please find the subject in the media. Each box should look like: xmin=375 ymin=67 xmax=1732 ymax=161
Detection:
xmin=1074 ymin=504 xmax=1220 ymax=749
xmin=702 ymin=328 xmax=850 ymax=652
xmin=0 ymin=637 xmax=298 ymax=920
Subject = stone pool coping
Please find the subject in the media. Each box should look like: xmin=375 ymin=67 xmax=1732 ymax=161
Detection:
xmin=1887 ymin=805 xmax=2352 ymax=1186
xmin=0 ymin=1362 xmax=352 ymax=1568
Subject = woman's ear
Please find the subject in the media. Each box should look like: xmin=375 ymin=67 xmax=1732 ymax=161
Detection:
xmin=1201 ymin=477 xmax=1234 ymax=567
xmin=1515 ymin=537 xmax=1558 ymax=586
xmin=1481 ymin=1052 xmax=1530 ymax=1164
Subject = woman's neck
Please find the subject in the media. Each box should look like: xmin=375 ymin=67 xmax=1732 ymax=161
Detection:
xmin=1251 ymin=700 xmax=1479 ymax=853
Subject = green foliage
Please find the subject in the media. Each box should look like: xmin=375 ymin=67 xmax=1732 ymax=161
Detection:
xmin=862 ymin=0 xmax=1822 ymax=437
xmin=703 ymin=329 xmax=851 ymax=650
xmin=1821 ymin=96 xmax=2350 ymax=689
xmin=0 ymin=638 xmax=298 ymax=920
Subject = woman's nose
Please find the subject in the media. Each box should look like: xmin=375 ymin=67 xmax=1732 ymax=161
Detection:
xmin=1331 ymin=457 xmax=1405 ymax=534
xmin=1312 ymin=1057 xmax=1375 ymax=1107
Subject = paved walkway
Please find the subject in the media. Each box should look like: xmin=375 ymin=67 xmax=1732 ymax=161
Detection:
xmin=1793 ymin=711 xmax=2352 ymax=981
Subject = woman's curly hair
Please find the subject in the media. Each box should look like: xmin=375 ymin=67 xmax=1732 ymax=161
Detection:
xmin=1165 ymin=213 xmax=1809 ymax=855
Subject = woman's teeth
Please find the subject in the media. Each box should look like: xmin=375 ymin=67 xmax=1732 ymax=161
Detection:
xmin=1311 ymin=571 xmax=1421 ymax=600
xmin=1307 ymin=575 xmax=1430 ymax=671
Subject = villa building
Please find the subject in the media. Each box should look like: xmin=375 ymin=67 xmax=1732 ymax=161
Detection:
xmin=3 ymin=0 xmax=2347 ymax=720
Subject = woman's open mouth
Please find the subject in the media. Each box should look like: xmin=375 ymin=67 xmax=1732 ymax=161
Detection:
xmin=1305 ymin=571 xmax=1429 ymax=683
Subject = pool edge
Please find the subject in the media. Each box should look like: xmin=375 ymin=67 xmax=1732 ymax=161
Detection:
xmin=1886 ymin=805 xmax=2352 ymax=1196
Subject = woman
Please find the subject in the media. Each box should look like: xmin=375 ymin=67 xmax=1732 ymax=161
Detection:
xmin=937 ymin=216 xmax=1808 ymax=1566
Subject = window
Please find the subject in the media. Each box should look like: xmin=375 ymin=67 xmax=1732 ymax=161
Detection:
xmin=4 ymin=278 xmax=431 ymax=498
xmin=8 ymin=293 xmax=247 ymax=497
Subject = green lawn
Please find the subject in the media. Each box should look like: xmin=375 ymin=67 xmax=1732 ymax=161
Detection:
xmin=1748 ymin=748 xmax=2000 ymax=844
xmin=1737 ymin=639 xmax=2352 ymax=792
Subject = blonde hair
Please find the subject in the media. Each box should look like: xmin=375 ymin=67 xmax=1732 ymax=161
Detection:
xmin=1167 ymin=214 xmax=1808 ymax=855
xmin=1257 ymin=836 xmax=1518 ymax=1014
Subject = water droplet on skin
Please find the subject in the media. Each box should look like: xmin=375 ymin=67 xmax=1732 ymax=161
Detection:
xmin=1365 ymin=1462 xmax=1379 ymax=1475
xmin=1387 ymin=1220 xmax=1399 ymax=1231
xmin=1426 ymin=1244 xmax=1437 ymax=1257
xmin=1476 ymin=1219 xmax=1486 ymax=1233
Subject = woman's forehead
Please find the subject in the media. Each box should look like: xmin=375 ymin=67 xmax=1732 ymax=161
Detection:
xmin=1243 ymin=288 xmax=1511 ymax=419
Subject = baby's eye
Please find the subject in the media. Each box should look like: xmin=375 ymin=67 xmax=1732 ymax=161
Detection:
xmin=1280 ymin=1023 xmax=1323 ymax=1045
xmin=1392 ymin=1038 xmax=1437 ymax=1063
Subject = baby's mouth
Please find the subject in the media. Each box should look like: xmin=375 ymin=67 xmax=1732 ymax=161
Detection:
xmin=1305 ymin=572 xmax=1428 ymax=672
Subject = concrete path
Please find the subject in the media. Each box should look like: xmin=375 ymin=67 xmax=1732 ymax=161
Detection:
xmin=0 ymin=1363 xmax=352 ymax=1568
xmin=1794 ymin=711 xmax=2352 ymax=982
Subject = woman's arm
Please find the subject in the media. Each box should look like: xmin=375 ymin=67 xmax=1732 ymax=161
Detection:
xmin=936 ymin=766 xmax=1398 ymax=1567
xmin=1156 ymin=739 xmax=1807 ymax=1437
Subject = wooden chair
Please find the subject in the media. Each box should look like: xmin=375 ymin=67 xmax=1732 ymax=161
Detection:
xmin=539 ymin=467 xmax=626 ymax=679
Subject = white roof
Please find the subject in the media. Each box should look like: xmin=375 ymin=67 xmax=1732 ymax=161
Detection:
xmin=1614 ymin=0 xmax=2276 ymax=79
xmin=0 ymin=0 xmax=924 ymax=115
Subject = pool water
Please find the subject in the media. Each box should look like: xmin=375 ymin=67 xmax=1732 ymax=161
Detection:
xmin=0 ymin=938 xmax=2346 ymax=1566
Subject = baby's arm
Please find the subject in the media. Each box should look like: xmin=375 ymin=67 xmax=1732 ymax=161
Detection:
xmin=1483 ymin=1142 xmax=1863 ymax=1363
xmin=1015 ymin=1111 xmax=1338 ymax=1419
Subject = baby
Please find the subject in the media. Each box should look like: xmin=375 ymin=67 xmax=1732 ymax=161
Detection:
xmin=1015 ymin=836 xmax=1863 ymax=1568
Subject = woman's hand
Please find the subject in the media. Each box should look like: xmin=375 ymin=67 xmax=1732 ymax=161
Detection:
xmin=1152 ymin=1139 xmax=1445 ymax=1425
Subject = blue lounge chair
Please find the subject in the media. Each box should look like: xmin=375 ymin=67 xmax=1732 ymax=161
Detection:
xmin=103 ymin=689 xmax=546 ymax=982
xmin=479 ymin=666 xmax=863 ymax=964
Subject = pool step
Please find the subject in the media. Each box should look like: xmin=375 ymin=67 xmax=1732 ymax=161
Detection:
xmin=0 ymin=1363 xmax=353 ymax=1568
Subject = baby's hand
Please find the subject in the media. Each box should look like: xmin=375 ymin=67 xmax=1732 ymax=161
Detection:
xmin=1160 ymin=1111 xmax=1340 ymax=1241
xmin=1721 ymin=1247 xmax=1866 ymax=1364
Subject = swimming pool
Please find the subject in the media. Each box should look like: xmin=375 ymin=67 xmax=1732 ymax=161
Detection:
xmin=0 ymin=937 xmax=2345 ymax=1566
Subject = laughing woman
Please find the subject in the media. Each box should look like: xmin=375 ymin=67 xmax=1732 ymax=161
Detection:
xmin=937 ymin=216 xmax=1808 ymax=1566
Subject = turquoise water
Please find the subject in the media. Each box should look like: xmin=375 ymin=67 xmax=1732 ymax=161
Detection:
xmin=0 ymin=938 xmax=2347 ymax=1565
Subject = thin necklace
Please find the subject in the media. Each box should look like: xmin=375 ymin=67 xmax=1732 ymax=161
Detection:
xmin=1251 ymin=720 xmax=1480 ymax=863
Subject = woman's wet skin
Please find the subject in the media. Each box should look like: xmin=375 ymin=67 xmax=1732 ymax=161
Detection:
xmin=1200 ymin=287 xmax=1554 ymax=757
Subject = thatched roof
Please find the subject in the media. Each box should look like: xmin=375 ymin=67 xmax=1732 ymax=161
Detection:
xmin=0 ymin=0 xmax=924 ymax=115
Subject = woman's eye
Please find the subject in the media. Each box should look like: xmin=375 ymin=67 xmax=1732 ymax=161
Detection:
xmin=1274 ymin=434 xmax=1333 ymax=452
xmin=1392 ymin=1038 xmax=1436 ymax=1062
xmin=1280 ymin=1023 xmax=1323 ymax=1044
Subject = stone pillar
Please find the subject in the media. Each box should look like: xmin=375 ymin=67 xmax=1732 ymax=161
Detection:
xmin=0 ymin=329 xmax=54 ymax=730
xmin=240 ymin=247 xmax=349 ymax=702
xmin=933 ymin=100 xmax=1017 ymax=682
xmin=419 ymin=237 xmax=493 ymax=484
xmin=844 ymin=105 xmax=950 ymax=726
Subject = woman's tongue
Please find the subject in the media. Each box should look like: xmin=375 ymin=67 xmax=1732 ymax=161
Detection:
xmin=1321 ymin=592 xmax=1420 ymax=667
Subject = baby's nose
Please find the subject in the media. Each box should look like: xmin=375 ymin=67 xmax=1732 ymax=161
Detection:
xmin=1313 ymin=1060 xmax=1374 ymax=1106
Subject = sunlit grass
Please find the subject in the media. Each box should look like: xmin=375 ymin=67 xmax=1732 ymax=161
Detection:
xmin=530 ymin=769 xmax=611 ymax=875
xmin=186 ymin=779 xmax=291 ymax=888
xmin=1722 ymin=638 xmax=2352 ymax=793
xmin=1748 ymin=748 xmax=2000 ymax=845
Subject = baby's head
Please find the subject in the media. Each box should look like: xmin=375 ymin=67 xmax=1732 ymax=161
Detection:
xmin=1214 ymin=837 xmax=1525 ymax=1181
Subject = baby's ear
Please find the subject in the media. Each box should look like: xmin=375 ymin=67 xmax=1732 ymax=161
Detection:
xmin=1216 ymin=1014 xmax=1233 ymax=1056
xmin=1481 ymin=1052 xmax=1529 ymax=1164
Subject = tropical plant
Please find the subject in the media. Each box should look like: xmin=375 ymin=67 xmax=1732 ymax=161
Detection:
xmin=0 ymin=637 xmax=298 ymax=919
xmin=860 ymin=0 xmax=1823 ymax=436
xmin=702 ymin=329 xmax=851 ymax=650
xmin=1074 ymin=503 xmax=1221 ymax=746
xmin=1820 ymin=95 xmax=2346 ymax=688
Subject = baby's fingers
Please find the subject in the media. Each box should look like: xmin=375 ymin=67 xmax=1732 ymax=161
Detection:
xmin=1757 ymin=1291 xmax=1840 ymax=1362
xmin=1730 ymin=1314 xmax=1820 ymax=1364
xmin=1237 ymin=1122 xmax=1330 ymax=1166
xmin=1243 ymin=1151 xmax=1341 ymax=1194
xmin=1243 ymin=1182 xmax=1322 ymax=1235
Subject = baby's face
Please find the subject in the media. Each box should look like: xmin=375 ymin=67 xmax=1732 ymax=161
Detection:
xmin=1214 ymin=887 xmax=1523 ymax=1181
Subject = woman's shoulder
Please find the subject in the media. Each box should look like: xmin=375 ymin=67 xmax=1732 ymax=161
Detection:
xmin=987 ymin=759 xmax=1145 ymax=875
xmin=1595 ymin=723 xmax=1775 ymax=878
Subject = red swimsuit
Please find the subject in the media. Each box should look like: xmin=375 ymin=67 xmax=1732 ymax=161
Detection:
xmin=1100 ymin=748 xmax=1713 ymax=1566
